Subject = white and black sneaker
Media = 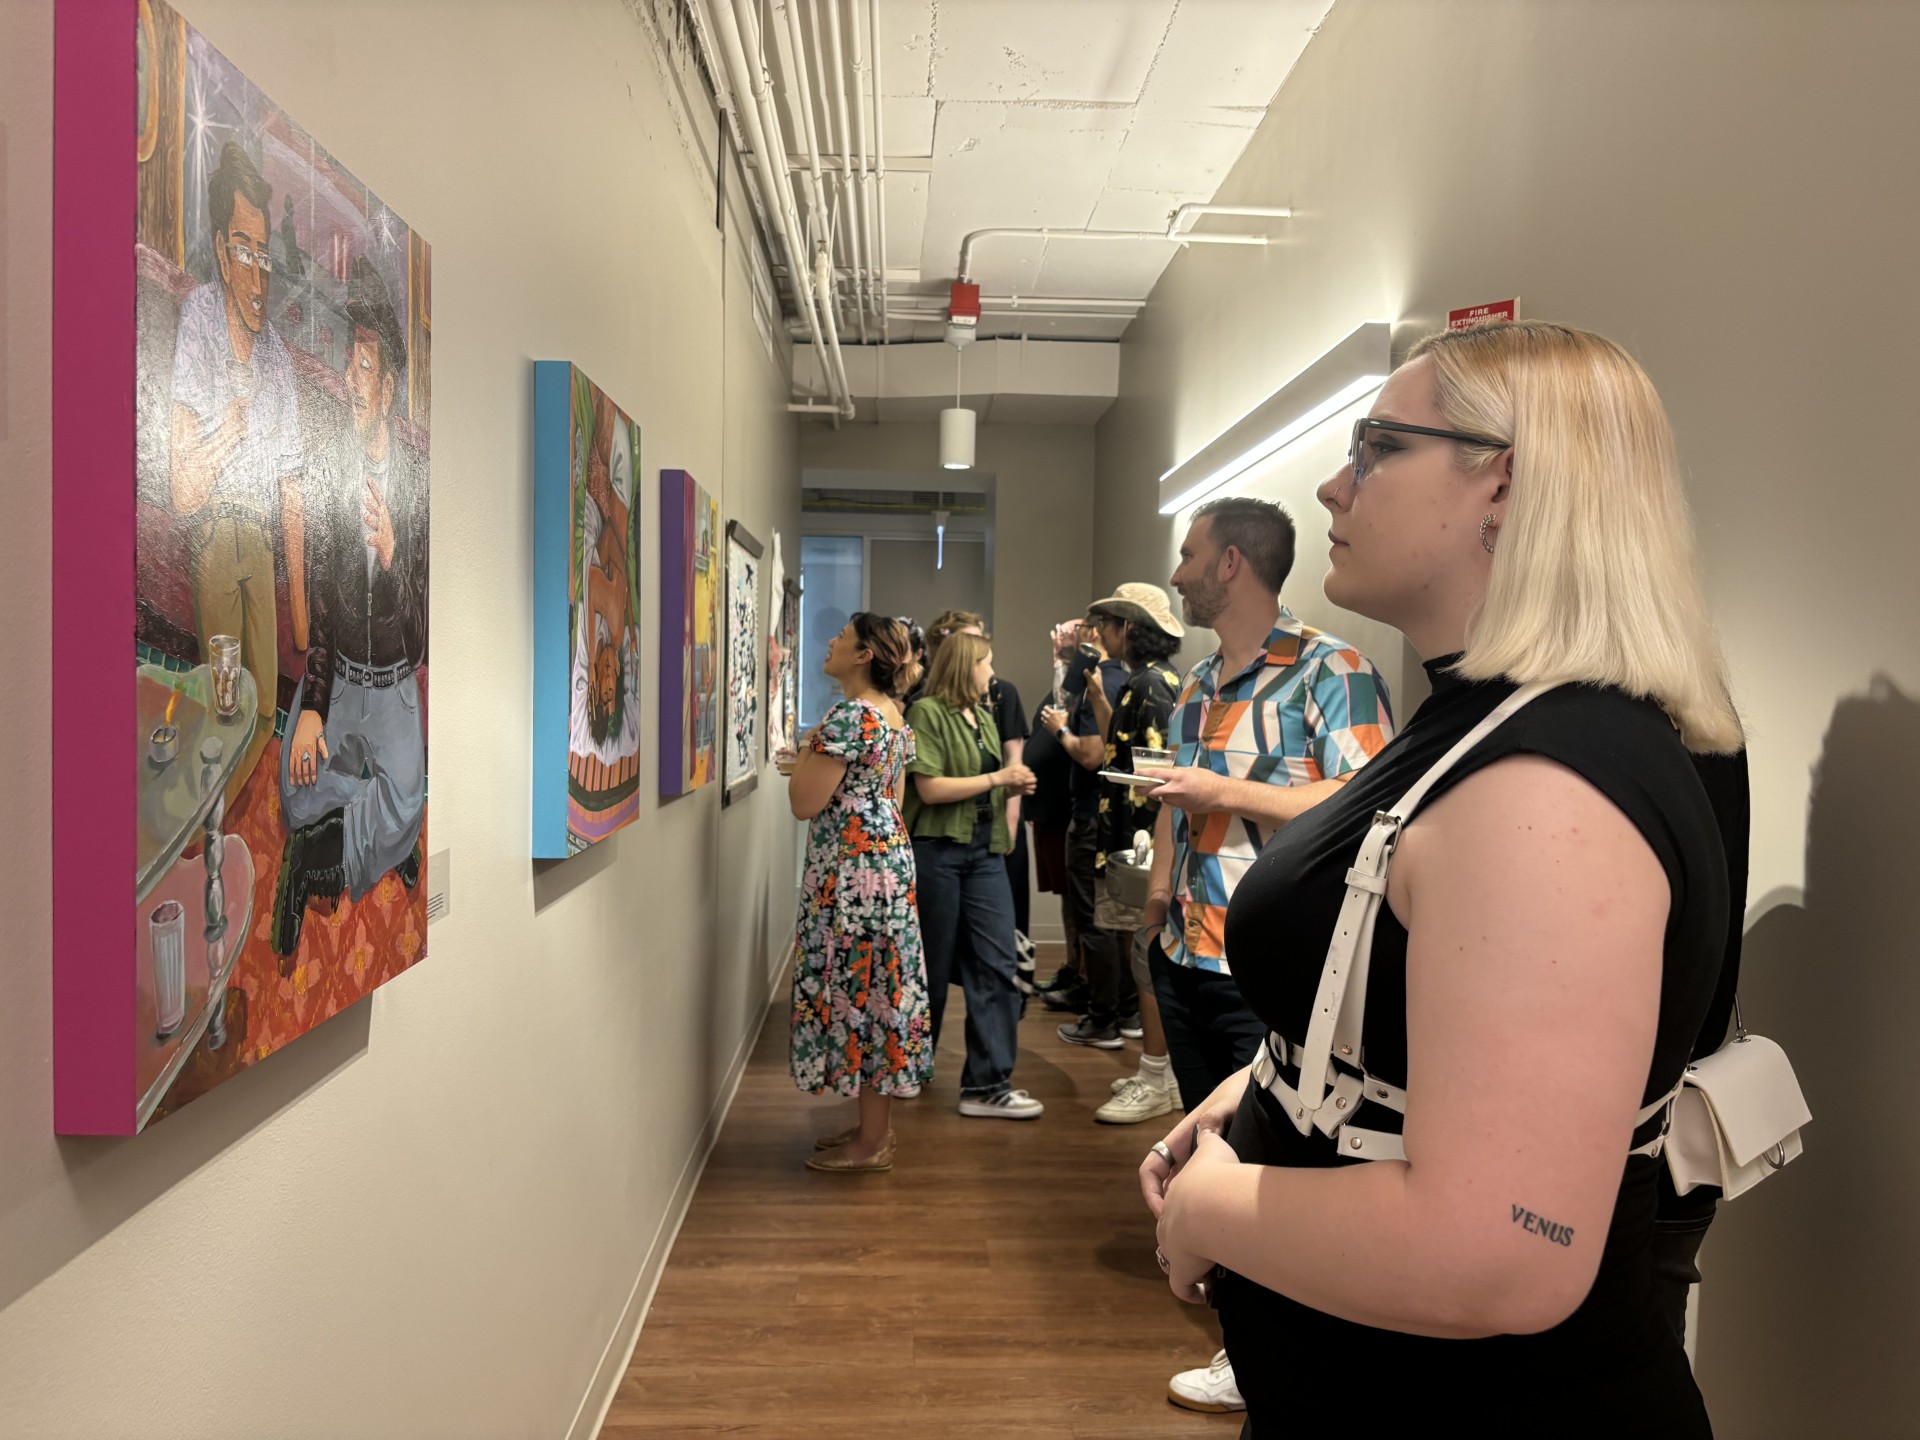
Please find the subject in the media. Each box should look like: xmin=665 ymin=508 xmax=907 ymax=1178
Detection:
xmin=958 ymin=1088 xmax=1045 ymax=1120
xmin=1013 ymin=930 xmax=1039 ymax=995
xmin=1118 ymin=1010 xmax=1144 ymax=1040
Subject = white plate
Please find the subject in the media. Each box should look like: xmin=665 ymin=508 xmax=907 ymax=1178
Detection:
xmin=1099 ymin=769 xmax=1167 ymax=789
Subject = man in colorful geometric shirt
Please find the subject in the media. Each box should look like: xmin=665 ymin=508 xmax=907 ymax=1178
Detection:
xmin=1140 ymin=495 xmax=1394 ymax=1417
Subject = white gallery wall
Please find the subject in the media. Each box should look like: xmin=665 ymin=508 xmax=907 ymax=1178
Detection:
xmin=1093 ymin=2 xmax=1920 ymax=1434
xmin=0 ymin=2 xmax=799 ymax=1436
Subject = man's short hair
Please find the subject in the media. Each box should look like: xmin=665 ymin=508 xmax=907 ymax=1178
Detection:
xmin=208 ymin=141 xmax=272 ymax=239
xmin=1193 ymin=496 xmax=1296 ymax=594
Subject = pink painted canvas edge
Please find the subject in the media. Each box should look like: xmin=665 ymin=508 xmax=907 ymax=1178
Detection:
xmin=52 ymin=0 xmax=138 ymax=1133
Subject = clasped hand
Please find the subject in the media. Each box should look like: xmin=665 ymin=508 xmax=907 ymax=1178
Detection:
xmin=1140 ymin=1067 xmax=1248 ymax=1304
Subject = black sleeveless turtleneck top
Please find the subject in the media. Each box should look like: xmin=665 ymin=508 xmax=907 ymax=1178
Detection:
xmin=1216 ymin=659 xmax=1734 ymax=1436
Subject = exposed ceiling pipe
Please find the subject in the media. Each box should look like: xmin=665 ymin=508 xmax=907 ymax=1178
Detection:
xmin=709 ymin=0 xmax=853 ymax=418
xmin=848 ymin=0 xmax=881 ymax=326
xmin=775 ymin=0 xmax=841 ymax=336
xmin=1168 ymin=203 xmax=1295 ymax=235
xmin=958 ymin=225 xmax=1273 ymax=284
xmin=802 ymin=0 xmax=864 ymax=342
xmin=887 ymin=294 xmax=1145 ymax=313
xmin=824 ymin=0 xmax=871 ymax=340
xmin=868 ymin=0 xmax=891 ymax=343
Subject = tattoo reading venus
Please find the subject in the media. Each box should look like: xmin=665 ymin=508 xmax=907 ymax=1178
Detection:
xmin=1511 ymin=1204 xmax=1576 ymax=1248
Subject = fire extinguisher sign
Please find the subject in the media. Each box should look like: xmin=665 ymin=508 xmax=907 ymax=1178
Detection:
xmin=1448 ymin=299 xmax=1519 ymax=331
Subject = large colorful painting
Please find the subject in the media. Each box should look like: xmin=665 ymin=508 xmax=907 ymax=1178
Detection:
xmin=533 ymin=363 xmax=642 ymax=857
xmin=659 ymin=470 xmax=720 ymax=796
xmin=765 ymin=532 xmax=800 ymax=767
xmin=723 ymin=521 xmax=763 ymax=805
xmin=53 ymin=0 xmax=431 ymax=1133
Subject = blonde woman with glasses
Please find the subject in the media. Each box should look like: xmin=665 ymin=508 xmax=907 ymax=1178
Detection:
xmin=1143 ymin=322 xmax=1743 ymax=1437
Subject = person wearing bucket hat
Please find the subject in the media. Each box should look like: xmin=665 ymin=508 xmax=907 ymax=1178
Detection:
xmin=1044 ymin=587 xmax=1183 ymax=1103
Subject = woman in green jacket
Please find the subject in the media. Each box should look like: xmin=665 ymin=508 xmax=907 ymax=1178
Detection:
xmin=904 ymin=631 xmax=1043 ymax=1121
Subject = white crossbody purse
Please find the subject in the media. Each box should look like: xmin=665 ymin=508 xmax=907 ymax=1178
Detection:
xmin=1258 ymin=682 xmax=1810 ymax=1198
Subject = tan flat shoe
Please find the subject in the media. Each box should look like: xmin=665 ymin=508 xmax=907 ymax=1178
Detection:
xmin=806 ymin=1136 xmax=896 ymax=1173
xmin=813 ymin=1126 xmax=859 ymax=1151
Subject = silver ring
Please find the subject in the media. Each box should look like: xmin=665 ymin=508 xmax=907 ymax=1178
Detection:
xmin=1155 ymin=1247 xmax=1171 ymax=1273
xmin=1149 ymin=1140 xmax=1174 ymax=1167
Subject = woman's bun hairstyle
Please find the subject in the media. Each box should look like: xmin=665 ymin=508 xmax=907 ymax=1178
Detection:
xmin=852 ymin=612 xmax=921 ymax=698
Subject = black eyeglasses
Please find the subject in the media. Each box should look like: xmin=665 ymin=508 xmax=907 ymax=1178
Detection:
xmin=1347 ymin=417 xmax=1508 ymax=486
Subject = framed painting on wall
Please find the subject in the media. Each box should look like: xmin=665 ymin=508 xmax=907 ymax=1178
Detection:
xmin=764 ymin=531 xmax=801 ymax=767
xmin=54 ymin=0 xmax=432 ymax=1133
xmin=533 ymin=363 xmax=642 ymax=858
xmin=723 ymin=521 xmax=764 ymax=805
xmin=659 ymin=469 xmax=720 ymax=796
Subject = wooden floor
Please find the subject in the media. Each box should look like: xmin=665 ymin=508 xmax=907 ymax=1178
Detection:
xmin=607 ymin=952 xmax=1238 ymax=1438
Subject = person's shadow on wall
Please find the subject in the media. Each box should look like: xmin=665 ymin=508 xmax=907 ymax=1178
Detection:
xmin=1695 ymin=675 xmax=1920 ymax=1437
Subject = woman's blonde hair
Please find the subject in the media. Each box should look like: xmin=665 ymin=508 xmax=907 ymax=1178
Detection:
xmin=1407 ymin=321 xmax=1741 ymax=753
xmin=921 ymin=630 xmax=992 ymax=711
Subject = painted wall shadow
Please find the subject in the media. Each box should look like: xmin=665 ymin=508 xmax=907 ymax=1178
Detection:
xmin=1695 ymin=675 xmax=1920 ymax=1435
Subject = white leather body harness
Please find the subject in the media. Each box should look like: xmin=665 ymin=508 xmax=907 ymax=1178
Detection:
xmin=1253 ymin=683 xmax=1682 ymax=1164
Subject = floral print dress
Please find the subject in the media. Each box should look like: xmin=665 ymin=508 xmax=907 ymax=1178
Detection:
xmin=790 ymin=698 xmax=932 ymax=1097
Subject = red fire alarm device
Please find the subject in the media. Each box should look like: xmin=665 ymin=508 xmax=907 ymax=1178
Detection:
xmin=948 ymin=281 xmax=982 ymax=324
xmin=1447 ymin=298 xmax=1519 ymax=331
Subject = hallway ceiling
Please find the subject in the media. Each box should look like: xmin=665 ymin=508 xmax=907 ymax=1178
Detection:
xmin=819 ymin=0 xmax=1335 ymax=342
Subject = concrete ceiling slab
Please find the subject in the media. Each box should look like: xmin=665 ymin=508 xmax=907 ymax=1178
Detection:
xmin=929 ymin=0 xmax=1172 ymax=104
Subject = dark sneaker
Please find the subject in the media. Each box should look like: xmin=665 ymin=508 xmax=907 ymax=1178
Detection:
xmin=1040 ymin=982 xmax=1089 ymax=1014
xmin=1057 ymin=1017 xmax=1124 ymax=1050
xmin=1033 ymin=966 xmax=1081 ymax=995
xmin=1119 ymin=1011 xmax=1144 ymax=1040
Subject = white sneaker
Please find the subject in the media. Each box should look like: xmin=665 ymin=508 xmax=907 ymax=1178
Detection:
xmin=958 ymin=1088 xmax=1045 ymax=1120
xmin=1168 ymin=1350 xmax=1244 ymax=1414
xmin=894 ymin=1082 xmax=921 ymax=1099
xmin=1113 ymin=1062 xmax=1174 ymax=1095
xmin=1095 ymin=1075 xmax=1177 ymax=1125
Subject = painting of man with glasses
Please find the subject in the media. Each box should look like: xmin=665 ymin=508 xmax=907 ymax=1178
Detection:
xmin=167 ymin=138 xmax=305 ymax=803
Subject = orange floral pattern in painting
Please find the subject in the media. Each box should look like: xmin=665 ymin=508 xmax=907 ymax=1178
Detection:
xmin=157 ymin=734 xmax=426 ymax=1115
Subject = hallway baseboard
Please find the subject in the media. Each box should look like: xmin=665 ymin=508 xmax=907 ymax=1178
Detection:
xmin=565 ymin=940 xmax=794 ymax=1440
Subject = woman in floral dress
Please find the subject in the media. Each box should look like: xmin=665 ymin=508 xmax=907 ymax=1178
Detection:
xmin=782 ymin=613 xmax=929 ymax=1173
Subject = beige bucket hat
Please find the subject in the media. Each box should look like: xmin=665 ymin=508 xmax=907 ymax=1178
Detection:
xmin=1087 ymin=582 xmax=1185 ymax=639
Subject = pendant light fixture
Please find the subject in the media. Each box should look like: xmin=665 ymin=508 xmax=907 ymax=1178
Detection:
xmin=939 ymin=340 xmax=974 ymax=470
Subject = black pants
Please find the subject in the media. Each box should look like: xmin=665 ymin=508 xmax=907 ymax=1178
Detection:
xmin=1065 ymin=818 xmax=1135 ymax=1026
xmin=1005 ymin=815 xmax=1030 ymax=937
xmin=1148 ymin=934 xmax=1266 ymax=1112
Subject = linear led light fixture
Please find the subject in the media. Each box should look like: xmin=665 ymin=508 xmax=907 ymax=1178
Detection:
xmin=1157 ymin=321 xmax=1394 ymax=516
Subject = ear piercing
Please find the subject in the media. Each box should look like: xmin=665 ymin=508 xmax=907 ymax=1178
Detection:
xmin=1480 ymin=513 xmax=1497 ymax=554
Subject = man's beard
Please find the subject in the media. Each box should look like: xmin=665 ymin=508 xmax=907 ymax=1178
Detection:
xmin=1179 ymin=570 xmax=1226 ymax=628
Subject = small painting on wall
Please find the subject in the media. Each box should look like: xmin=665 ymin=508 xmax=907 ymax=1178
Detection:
xmin=659 ymin=470 xmax=721 ymax=796
xmin=533 ymin=363 xmax=642 ymax=857
xmin=723 ymin=521 xmax=764 ymax=805
xmin=766 ymin=533 xmax=800 ymax=766
xmin=54 ymin=0 xmax=432 ymax=1133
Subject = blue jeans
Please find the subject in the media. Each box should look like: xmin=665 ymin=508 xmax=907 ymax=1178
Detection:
xmin=914 ymin=825 xmax=1023 ymax=1098
xmin=1148 ymin=934 xmax=1267 ymax=1113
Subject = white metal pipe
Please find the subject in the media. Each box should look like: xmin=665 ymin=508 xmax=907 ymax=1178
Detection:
xmin=825 ymin=0 xmax=870 ymax=335
xmin=869 ymin=0 xmax=890 ymax=340
xmin=802 ymin=0 xmax=863 ymax=341
xmin=1168 ymin=203 xmax=1294 ymax=235
xmin=957 ymin=226 xmax=1269 ymax=282
xmin=736 ymin=0 xmax=854 ymax=412
xmin=887 ymin=294 xmax=1145 ymax=312
xmin=712 ymin=0 xmax=852 ymax=416
xmin=849 ymin=0 xmax=880 ymax=324
xmin=787 ymin=402 xmax=845 ymax=414
xmin=777 ymin=0 xmax=858 ymax=346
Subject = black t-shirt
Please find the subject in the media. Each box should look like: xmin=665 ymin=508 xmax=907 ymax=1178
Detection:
xmin=989 ymin=676 xmax=1028 ymax=747
xmin=1068 ymin=659 xmax=1128 ymax=820
xmin=1215 ymin=661 xmax=1731 ymax=1433
xmin=1023 ymin=699 xmax=1074 ymax=829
